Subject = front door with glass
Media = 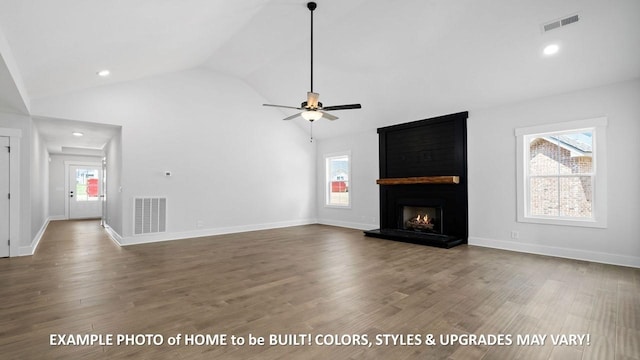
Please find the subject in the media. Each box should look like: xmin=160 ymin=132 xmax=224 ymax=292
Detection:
xmin=68 ymin=165 xmax=102 ymax=219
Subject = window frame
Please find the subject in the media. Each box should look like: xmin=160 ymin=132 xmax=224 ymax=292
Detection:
xmin=515 ymin=117 xmax=607 ymax=228
xmin=324 ymin=151 xmax=351 ymax=209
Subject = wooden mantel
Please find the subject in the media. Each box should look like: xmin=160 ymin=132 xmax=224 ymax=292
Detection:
xmin=376 ymin=176 xmax=460 ymax=185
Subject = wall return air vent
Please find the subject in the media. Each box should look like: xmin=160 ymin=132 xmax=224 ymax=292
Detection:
xmin=134 ymin=197 xmax=167 ymax=235
xmin=542 ymin=13 xmax=580 ymax=33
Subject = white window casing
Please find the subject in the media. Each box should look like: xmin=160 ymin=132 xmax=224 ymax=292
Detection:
xmin=324 ymin=151 xmax=351 ymax=208
xmin=515 ymin=117 xmax=607 ymax=228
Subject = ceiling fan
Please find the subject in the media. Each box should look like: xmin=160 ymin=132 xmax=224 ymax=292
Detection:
xmin=263 ymin=1 xmax=361 ymax=123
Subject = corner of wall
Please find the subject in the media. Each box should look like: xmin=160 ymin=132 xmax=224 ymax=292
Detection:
xmin=20 ymin=216 xmax=52 ymax=256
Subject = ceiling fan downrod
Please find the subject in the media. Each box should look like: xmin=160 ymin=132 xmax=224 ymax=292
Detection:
xmin=308 ymin=2 xmax=316 ymax=93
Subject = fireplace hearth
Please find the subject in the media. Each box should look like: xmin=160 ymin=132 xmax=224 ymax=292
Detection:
xmin=365 ymin=112 xmax=468 ymax=248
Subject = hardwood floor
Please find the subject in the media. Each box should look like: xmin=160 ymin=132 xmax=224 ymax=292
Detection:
xmin=1 ymin=220 xmax=639 ymax=359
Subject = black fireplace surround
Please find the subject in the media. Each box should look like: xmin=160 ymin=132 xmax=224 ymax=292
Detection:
xmin=365 ymin=111 xmax=468 ymax=248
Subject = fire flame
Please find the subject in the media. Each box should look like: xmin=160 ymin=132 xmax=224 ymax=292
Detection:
xmin=415 ymin=214 xmax=431 ymax=224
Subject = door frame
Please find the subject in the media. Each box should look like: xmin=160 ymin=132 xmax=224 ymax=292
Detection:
xmin=64 ymin=160 xmax=103 ymax=219
xmin=0 ymin=127 xmax=21 ymax=257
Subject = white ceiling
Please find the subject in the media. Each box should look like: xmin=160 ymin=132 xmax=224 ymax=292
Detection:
xmin=1 ymin=0 xmax=639 ymax=144
xmin=32 ymin=117 xmax=121 ymax=156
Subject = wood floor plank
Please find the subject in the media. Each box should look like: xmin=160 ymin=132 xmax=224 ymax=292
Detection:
xmin=1 ymin=220 xmax=639 ymax=359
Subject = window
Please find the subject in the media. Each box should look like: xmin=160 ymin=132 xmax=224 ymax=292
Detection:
xmin=325 ymin=153 xmax=350 ymax=207
xmin=516 ymin=118 xmax=607 ymax=228
xmin=74 ymin=168 xmax=100 ymax=201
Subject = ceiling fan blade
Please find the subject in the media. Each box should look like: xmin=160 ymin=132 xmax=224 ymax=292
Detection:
xmin=320 ymin=111 xmax=338 ymax=121
xmin=263 ymin=104 xmax=302 ymax=110
xmin=283 ymin=113 xmax=302 ymax=121
xmin=322 ymin=104 xmax=362 ymax=111
xmin=307 ymin=92 xmax=320 ymax=108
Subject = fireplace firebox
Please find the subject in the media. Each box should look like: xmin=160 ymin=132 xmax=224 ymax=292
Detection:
xmin=401 ymin=205 xmax=442 ymax=234
xmin=365 ymin=112 xmax=468 ymax=248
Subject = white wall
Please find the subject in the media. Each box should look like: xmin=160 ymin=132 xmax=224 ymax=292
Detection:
xmin=31 ymin=68 xmax=316 ymax=244
xmin=468 ymin=79 xmax=640 ymax=267
xmin=0 ymin=26 xmax=30 ymax=114
xmin=48 ymin=154 xmax=103 ymax=218
xmin=29 ymin=123 xmax=48 ymax=245
xmin=104 ymin=129 xmax=123 ymax=235
xmin=316 ymin=130 xmax=379 ymax=230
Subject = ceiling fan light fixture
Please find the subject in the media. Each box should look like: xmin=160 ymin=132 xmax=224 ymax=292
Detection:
xmin=301 ymin=110 xmax=323 ymax=121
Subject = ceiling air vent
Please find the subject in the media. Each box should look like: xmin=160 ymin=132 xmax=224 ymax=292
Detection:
xmin=542 ymin=13 xmax=580 ymax=33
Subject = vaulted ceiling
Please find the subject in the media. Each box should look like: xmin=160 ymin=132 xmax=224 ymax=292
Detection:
xmin=0 ymin=0 xmax=639 ymax=147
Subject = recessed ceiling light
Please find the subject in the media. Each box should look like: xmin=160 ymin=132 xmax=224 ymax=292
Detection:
xmin=543 ymin=44 xmax=560 ymax=56
xmin=72 ymin=132 xmax=84 ymax=137
xmin=97 ymin=69 xmax=110 ymax=77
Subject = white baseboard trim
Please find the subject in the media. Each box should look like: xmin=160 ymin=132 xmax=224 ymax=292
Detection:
xmin=118 ymin=218 xmax=318 ymax=246
xmin=469 ymin=236 xmax=640 ymax=268
xmin=20 ymin=216 xmax=53 ymax=256
xmin=104 ymin=224 xmax=124 ymax=246
xmin=317 ymin=218 xmax=379 ymax=231
xmin=49 ymin=215 xmax=67 ymax=221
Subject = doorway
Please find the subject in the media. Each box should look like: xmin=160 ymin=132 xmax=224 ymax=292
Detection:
xmin=1 ymin=136 xmax=9 ymax=257
xmin=66 ymin=163 xmax=103 ymax=219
